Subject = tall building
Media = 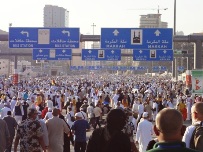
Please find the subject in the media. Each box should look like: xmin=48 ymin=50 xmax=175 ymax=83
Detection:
xmin=137 ymin=13 xmax=168 ymax=70
xmin=139 ymin=14 xmax=168 ymax=28
xmin=43 ymin=5 xmax=71 ymax=75
xmin=44 ymin=5 xmax=69 ymax=27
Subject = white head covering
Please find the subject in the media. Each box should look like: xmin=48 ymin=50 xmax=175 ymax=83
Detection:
xmin=143 ymin=112 xmax=148 ymax=118
xmin=75 ymin=112 xmax=82 ymax=118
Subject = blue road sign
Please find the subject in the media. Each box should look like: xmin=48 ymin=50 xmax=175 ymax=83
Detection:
xmin=9 ymin=27 xmax=80 ymax=48
xmin=82 ymin=49 xmax=121 ymax=61
xmin=70 ymin=66 xmax=78 ymax=70
xmin=101 ymin=28 xmax=173 ymax=49
xmin=153 ymin=66 xmax=167 ymax=72
xmin=178 ymin=66 xmax=184 ymax=72
xmin=160 ymin=66 xmax=167 ymax=71
xmin=152 ymin=66 xmax=160 ymax=72
xmin=129 ymin=66 xmax=136 ymax=71
xmin=32 ymin=49 xmax=72 ymax=60
xmin=119 ymin=66 xmax=128 ymax=71
xmin=133 ymin=49 xmax=173 ymax=61
xmin=78 ymin=66 xmax=84 ymax=70
xmin=136 ymin=66 xmax=148 ymax=71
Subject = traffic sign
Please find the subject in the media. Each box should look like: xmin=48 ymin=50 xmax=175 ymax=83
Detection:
xmin=133 ymin=49 xmax=173 ymax=61
xmin=32 ymin=49 xmax=72 ymax=60
xmin=119 ymin=66 xmax=128 ymax=71
xmin=136 ymin=66 xmax=148 ymax=71
xmin=9 ymin=27 xmax=80 ymax=48
xmin=152 ymin=66 xmax=167 ymax=72
xmin=70 ymin=66 xmax=78 ymax=70
xmin=101 ymin=28 xmax=173 ymax=49
xmin=82 ymin=49 xmax=121 ymax=61
xmin=78 ymin=66 xmax=84 ymax=70
xmin=178 ymin=66 xmax=184 ymax=72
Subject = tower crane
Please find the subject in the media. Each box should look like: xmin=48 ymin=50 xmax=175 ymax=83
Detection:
xmin=128 ymin=5 xmax=168 ymax=14
xmin=155 ymin=5 xmax=168 ymax=14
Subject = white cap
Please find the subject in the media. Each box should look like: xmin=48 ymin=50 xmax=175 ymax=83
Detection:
xmin=75 ymin=112 xmax=82 ymax=118
xmin=143 ymin=112 xmax=148 ymax=118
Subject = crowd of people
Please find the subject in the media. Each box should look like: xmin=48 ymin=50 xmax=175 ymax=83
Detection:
xmin=0 ymin=73 xmax=202 ymax=152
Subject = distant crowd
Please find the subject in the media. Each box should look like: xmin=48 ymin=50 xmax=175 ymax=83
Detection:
xmin=0 ymin=73 xmax=202 ymax=152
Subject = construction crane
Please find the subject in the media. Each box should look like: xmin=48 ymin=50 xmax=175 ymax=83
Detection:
xmin=128 ymin=5 xmax=168 ymax=14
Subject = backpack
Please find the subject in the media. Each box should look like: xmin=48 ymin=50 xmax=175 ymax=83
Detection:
xmin=123 ymin=121 xmax=134 ymax=137
xmin=190 ymin=121 xmax=203 ymax=151
xmin=86 ymin=128 xmax=132 ymax=152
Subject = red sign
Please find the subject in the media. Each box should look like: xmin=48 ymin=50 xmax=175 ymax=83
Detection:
xmin=13 ymin=74 xmax=18 ymax=84
xmin=186 ymin=75 xmax=192 ymax=86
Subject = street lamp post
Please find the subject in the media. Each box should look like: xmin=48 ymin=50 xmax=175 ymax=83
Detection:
xmin=91 ymin=23 xmax=97 ymax=66
xmin=8 ymin=23 xmax=12 ymax=77
xmin=174 ymin=0 xmax=176 ymax=36
xmin=172 ymin=0 xmax=177 ymax=80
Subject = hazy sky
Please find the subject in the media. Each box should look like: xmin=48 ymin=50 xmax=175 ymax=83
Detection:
xmin=1 ymin=0 xmax=203 ymax=35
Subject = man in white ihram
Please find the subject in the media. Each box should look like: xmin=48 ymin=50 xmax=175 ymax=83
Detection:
xmin=136 ymin=112 xmax=153 ymax=152
xmin=137 ymin=100 xmax=144 ymax=121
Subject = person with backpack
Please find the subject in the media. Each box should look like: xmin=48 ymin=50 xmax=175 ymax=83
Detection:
xmin=182 ymin=102 xmax=203 ymax=151
xmin=146 ymin=108 xmax=197 ymax=152
xmin=123 ymin=109 xmax=138 ymax=152
xmin=86 ymin=109 xmax=132 ymax=152
xmin=71 ymin=112 xmax=90 ymax=152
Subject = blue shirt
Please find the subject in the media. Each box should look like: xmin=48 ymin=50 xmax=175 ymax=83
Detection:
xmin=71 ymin=119 xmax=90 ymax=142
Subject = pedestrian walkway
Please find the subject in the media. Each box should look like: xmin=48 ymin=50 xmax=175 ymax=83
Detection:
xmin=11 ymin=119 xmax=192 ymax=152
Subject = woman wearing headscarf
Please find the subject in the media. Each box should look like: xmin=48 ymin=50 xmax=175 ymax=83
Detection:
xmin=86 ymin=109 xmax=137 ymax=152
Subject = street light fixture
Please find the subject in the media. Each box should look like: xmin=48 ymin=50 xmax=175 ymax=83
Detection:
xmin=174 ymin=0 xmax=176 ymax=36
xmin=173 ymin=0 xmax=177 ymax=80
xmin=91 ymin=23 xmax=96 ymax=66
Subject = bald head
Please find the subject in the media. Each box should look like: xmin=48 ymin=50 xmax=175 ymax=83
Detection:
xmin=191 ymin=103 xmax=203 ymax=122
xmin=192 ymin=102 xmax=203 ymax=115
xmin=156 ymin=108 xmax=183 ymax=136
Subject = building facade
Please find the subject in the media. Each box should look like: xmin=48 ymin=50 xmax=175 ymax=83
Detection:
xmin=0 ymin=59 xmax=33 ymax=77
xmin=139 ymin=14 xmax=168 ymax=28
xmin=0 ymin=59 xmax=9 ymax=76
xmin=44 ymin=5 xmax=69 ymax=27
xmin=71 ymin=42 xmax=86 ymax=66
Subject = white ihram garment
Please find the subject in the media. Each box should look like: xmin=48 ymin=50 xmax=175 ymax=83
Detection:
xmin=137 ymin=104 xmax=144 ymax=120
xmin=136 ymin=119 xmax=153 ymax=152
